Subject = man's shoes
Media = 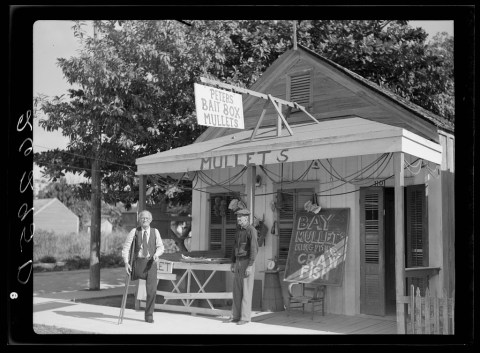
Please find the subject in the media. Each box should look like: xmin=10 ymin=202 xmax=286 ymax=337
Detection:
xmin=145 ymin=317 xmax=154 ymax=323
xmin=236 ymin=320 xmax=249 ymax=325
xmin=223 ymin=317 xmax=239 ymax=323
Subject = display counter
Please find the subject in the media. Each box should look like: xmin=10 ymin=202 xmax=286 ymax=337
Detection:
xmin=135 ymin=252 xmax=232 ymax=316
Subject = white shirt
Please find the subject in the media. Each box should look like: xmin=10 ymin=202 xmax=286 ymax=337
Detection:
xmin=122 ymin=226 xmax=165 ymax=264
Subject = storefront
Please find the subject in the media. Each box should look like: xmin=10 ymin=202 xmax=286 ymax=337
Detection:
xmin=134 ymin=44 xmax=455 ymax=333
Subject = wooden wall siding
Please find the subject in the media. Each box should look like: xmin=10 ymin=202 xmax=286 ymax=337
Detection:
xmin=34 ymin=200 xmax=79 ymax=235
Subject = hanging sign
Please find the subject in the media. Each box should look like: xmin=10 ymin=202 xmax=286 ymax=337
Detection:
xmin=194 ymin=83 xmax=244 ymax=129
xmin=283 ymin=209 xmax=350 ymax=286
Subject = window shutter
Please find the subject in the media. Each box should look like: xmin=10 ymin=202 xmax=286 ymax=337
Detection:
xmin=208 ymin=193 xmax=238 ymax=257
xmin=277 ymin=188 xmax=314 ymax=263
xmin=406 ymin=185 xmax=428 ymax=295
xmin=360 ymin=187 xmax=385 ymax=316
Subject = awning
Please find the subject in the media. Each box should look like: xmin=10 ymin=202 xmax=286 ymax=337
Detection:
xmin=136 ymin=117 xmax=442 ymax=176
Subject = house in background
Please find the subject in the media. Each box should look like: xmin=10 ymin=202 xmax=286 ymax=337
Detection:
xmin=86 ymin=215 xmax=113 ymax=235
xmin=33 ymin=198 xmax=79 ymax=235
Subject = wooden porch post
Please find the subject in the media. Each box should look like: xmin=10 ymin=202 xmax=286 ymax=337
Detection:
xmin=135 ymin=174 xmax=147 ymax=310
xmin=246 ymin=165 xmax=256 ymax=224
xmin=394 ymin=152 xmax=406 ymax=333
xmin=138 ymin=174 xmax=146 ymax=212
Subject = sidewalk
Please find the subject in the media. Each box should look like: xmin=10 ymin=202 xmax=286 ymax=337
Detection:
xmin=33 ymin=268 xmax=325 ymax=335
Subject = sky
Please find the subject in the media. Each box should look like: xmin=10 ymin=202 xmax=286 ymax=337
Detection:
xmin=32 ymin=20 xmax=454 ymax=181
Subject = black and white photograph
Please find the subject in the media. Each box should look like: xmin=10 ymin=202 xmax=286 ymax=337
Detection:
xmin=8 ymin=4 xmax=475 ymax=348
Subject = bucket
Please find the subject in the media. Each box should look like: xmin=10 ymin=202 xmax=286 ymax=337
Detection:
xmin=262 ymin=271 xmax=284 ymax=312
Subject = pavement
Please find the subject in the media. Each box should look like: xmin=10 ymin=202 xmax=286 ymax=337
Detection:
xmin=33 ymin=267 xmax=325 ymax=335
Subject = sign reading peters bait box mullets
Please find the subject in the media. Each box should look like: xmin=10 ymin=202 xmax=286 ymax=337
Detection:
xmin=284 ymin=209 xmax=350 ymax=286
xmin=194 ymin=83 xmax=244 ymax=129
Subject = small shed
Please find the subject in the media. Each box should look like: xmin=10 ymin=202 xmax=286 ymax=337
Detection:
xmin=33 ymin=198 xmax=79 ymax=235
xmin=86 ymin=215 xmax=113 ymax=235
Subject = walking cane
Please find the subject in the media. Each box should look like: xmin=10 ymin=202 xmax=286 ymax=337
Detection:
xmin=118 ymin=237 xmax=136 ymax=325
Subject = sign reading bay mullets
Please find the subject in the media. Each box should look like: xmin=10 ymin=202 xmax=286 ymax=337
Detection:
xmin=194 ymin=83 xmax=244 ymax=129
xmin=284 ymin=209 xmax=350 ymax=286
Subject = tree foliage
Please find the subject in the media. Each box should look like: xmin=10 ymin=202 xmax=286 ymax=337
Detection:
xmin=37 ymin=177 xmax=77 ymax=209
xmin=297 ymin=20 xmax=454 ymax=121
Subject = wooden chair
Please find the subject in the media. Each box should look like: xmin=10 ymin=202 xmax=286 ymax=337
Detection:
xmin=286 ymin=282 xmax=326 ymax=319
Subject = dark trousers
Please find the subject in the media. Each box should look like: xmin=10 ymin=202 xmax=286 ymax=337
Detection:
xmin=143 ymin=259 xmax=158 ymax=319
xmin=232 ymin=258 xmax=255 ymax=321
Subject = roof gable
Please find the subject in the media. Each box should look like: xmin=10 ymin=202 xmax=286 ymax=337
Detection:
xmin=34 ymin=197 xmax=77 ymax=218
xmin=196 ymin=44 xmax=453 ymax=143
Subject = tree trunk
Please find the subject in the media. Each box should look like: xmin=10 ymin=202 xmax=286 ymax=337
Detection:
xmin=89 ymin=156 xmax=102 ymax=290
xmin=89 ymin=112 xmax=102 ymax=290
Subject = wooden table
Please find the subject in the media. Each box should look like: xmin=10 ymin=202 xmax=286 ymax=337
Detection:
xmin=136 ymin=261 xmax=232 ymax=317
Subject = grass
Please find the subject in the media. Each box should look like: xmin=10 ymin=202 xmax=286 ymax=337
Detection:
xmin=33 ymin=229 xmax=128 ymax=272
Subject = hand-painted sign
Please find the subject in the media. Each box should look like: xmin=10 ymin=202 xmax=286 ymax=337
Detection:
xmin=284 ymin=209 xmax=350 ymax=286
xmin=199 ymin=149 xmax=289 ymax=170
xmin=194 ymin=83 xmax=244 ymax=129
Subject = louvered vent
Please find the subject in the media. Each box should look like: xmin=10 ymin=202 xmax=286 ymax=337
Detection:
xmin=365 ymin=274 xmax=380 ymax=306
xmin=365 ymin=194 xmax=380 ymax=264
xmin=209 ymin=228 xmax=222 ymax=251
xmin=279 ymin=227 xmax=293 ymax=260
xmin=290 ymin=73 xmax=311 ymax=108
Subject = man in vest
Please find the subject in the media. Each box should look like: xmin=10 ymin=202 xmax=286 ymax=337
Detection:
xmin=122 ymin=210 xmax=164 ymax=323
xmin=225 ymin=208 xmax=258 ymax=325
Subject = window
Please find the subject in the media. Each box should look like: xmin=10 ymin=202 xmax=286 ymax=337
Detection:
xmin=277 ymin=188 xmax=315 ymax=263
xmin=287 ymin=70 xmax=313 ymax=111
xmin=208 ymin=193 xmax=238 ymax=257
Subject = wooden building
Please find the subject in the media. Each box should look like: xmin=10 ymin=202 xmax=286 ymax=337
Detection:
xmin=33 ymin=198 xmax=79 ymax=235
xmin=135 ymin=44 xmax=454 ymax=332
xmin=86 ymin=215 xmax=113 ymax=235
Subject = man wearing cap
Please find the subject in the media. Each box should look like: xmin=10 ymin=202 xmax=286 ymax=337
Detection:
xmin=225 ymin=208 xmax=259 ymax=325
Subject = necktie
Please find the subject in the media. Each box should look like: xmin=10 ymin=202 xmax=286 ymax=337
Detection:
xmin=143 ymin=230 xmax=149 ymax=257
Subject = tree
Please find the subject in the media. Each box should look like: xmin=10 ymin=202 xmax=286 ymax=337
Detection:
xmin=34 ymin=20 xmax=453 ymax=289
xmin=37 ymin=177 xmax=77 ymax=208
xmin=298 ymin=20 xmax=454 ymax=121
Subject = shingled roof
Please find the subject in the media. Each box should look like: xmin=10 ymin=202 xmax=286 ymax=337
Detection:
xmin=297 ymin=44 xmax=454 ymax=133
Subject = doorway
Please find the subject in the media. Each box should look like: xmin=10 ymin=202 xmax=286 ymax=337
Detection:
xmin=384 ymin=187 xmax=396 ymax=315
xmin=359 ymin=187 xmax=396 ymax=316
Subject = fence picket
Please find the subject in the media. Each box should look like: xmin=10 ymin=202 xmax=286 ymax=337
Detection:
xmin=425 ymin=288 xmax=431 ymax=334
xmin=450 ymin=297 xmax=455 ymax=334
xmin=433 ymin=295 xmax=440 ymax=334
xmin=410 ymin=284 xmax=415 ymax=334
xmin=415 ymin=287 xmax=422 ymax=334
xmin=442 ymin=289 xmax=448 ymax=334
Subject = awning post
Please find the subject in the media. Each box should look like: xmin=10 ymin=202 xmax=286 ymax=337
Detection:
xmin=394 ymin=152 xmax=406 ymax=333
xmin=246 ymin=165 xmax=256 ymax=225
xmin=139 ymin=175 xmax=146 ymax=213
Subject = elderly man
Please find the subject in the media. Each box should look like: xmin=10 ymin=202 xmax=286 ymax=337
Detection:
xmin=225 ymin=208 xmax=258 ymax=325
xmin=122 ymin=210 xmax=164 ymax=323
